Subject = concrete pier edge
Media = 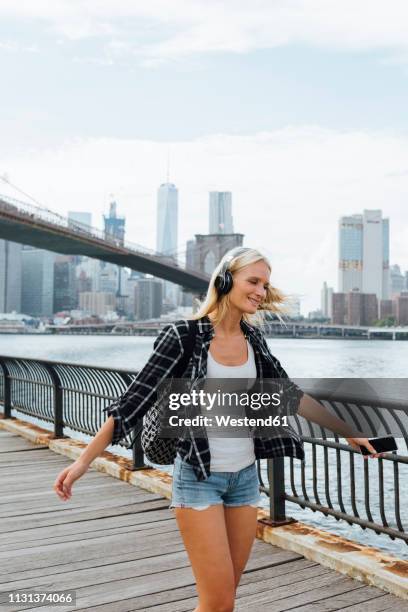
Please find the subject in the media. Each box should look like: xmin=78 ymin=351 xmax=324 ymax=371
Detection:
xmin=1 ymin=415 xmax=407 ymax=600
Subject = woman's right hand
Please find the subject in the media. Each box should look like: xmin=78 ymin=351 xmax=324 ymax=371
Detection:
xmin=53 ymin=459 xmax=89 ymax=501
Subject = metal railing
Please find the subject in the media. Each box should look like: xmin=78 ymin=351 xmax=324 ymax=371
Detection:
xmin=0 ymin=355 xmax=407 ymax=546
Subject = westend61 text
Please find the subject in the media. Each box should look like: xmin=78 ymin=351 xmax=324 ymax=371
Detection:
xmin=168 ymin=390 xmax=281 ymax=411
xmin=167 ymin=415 xmax=289 ymax=427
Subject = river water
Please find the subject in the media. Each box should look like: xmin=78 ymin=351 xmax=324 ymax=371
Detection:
xmin=1 ymin=334 xmax=407 ymax=559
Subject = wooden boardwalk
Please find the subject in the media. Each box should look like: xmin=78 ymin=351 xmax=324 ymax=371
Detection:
xmin=0 ymin=429 xmax=406 ymax=612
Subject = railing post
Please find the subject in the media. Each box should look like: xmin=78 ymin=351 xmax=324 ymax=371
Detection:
xmin=0 ymin=360 xmax=12 ymax=419
xmin=269 ymin=457 xmax=286 ymax=521
xmin=259 ymin=457 xmax=297 ymax=527
xmin=44 ymin=364 xmax=64 ymax=438
xmin=131 ymin=426 xmax=147 ymax=470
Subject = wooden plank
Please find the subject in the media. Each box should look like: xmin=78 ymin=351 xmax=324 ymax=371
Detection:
xmin=0 ymin=513 xmax=178 ymax=546
xmin=0 ymin=506 xmax=180 ymax=543
xmin=287 ymin=586 xmax=394 ymax=611
xmin=0 ymin=531 xmax=187 ymax=575
xmin=0 ymin=489 xmax=164 ymax=518
xmin=234 ymin=575 xmax=368 ymax=611
xmin=342 ymin=593 xmax=408 ymax=611
xmin=0 ymin=519 xmax=181 ymax=554
xmin=0 ymin=439 xmax=48 ymax=452
xmin=0 ymin=452 xmax=73 ymax=466
xmin=0 ymin=498 xmax=170 ymax=532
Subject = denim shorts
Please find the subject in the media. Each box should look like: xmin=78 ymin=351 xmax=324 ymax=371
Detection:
xmin=169 ymin=454 xmax=262 ymax=511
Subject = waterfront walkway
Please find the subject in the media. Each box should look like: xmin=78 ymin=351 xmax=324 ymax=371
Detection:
xmin=0 ymin=429 xmax=406 ymax=611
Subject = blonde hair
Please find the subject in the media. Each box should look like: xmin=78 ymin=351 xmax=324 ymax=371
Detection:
xmin=191 ymin=247 xmax=289 ymax=328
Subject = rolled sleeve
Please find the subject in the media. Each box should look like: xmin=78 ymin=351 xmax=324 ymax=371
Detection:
xmin=102 ymin=398 xmax=129 ymax=446
xmin=102 ymin=323 xmax=184 ymax=448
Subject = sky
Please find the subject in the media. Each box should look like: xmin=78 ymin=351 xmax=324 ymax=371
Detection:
xmin=1 ymin=0 xmax=408 ymax=313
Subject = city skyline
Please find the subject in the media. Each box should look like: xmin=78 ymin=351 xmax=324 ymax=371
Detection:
xmin=1 ymin=2 xmax=408 ymax=312
xmin=2 ymin=184 xmax=407 ymax=317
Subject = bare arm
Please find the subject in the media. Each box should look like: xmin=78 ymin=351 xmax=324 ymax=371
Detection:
xmin=297 ymin=394 xmax=385 ymax=458
xmin=297 ymin=393 xmax=361 ymax=438
xmin=54 ymin=416 xmax=115 ymax=501
xmin=78 ymin=415 xmax=115 ymax=467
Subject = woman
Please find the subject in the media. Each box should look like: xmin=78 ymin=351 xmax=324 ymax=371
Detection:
xmin=54 ymin=247 xmax=384 ymax=612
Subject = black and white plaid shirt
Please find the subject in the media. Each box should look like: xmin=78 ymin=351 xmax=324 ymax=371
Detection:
xmin=103 ymin=315 xmax=305 ymax=481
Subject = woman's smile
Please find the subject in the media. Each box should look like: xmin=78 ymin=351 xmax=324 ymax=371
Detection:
xmin=247 ymin=296 xmax=261 ymax=308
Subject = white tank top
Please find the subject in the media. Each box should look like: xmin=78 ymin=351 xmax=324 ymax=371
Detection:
xmin=206 ymin=340 xmax=257 ymax=472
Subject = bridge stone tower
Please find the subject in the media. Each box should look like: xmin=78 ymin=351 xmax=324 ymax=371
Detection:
xmin=194 ymin=233 xmax=244 ymax=275
xmin=186 ymin=233 xmax=244 ymax=310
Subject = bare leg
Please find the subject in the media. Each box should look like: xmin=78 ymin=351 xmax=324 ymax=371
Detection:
xmin=224 ymin=505 xmax=258 ymax=589
xmin=173 ymin=505 xmax=236 ymax=612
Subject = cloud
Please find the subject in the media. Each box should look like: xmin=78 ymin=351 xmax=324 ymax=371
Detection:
xmin=0 ymin=41 xmax=38 ymax=53
xmin=1 ymin=126 xmax=408 ymax=313
xmin=1 ymin=1 xmax=408 ymax=64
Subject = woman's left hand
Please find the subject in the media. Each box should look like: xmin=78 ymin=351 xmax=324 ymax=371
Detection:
xmin=345 ymin=437 xmax=386 ymax=459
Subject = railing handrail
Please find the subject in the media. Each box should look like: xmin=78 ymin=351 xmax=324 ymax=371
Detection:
xmin=0 ymin=354 xmax=138 ymax=376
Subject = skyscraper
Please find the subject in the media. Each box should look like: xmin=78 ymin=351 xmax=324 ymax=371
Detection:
xmin=104 ymin=200 xmax=125 ymax=245
xmin=54 ymin=255 xmax=77 ymax=312
xmin=156 ymin=183 xmax=179 ymax=307
xmin=338 ymin=214 xmax=363 ymax=294
xmin=21 ymin=246 xmax=55 ymax=317
xmin=338 ymin=210 xmax=389 ymax=301
xmin=390 ymin=264 xmax=404 ymax=297
xmin=135 ymin=278 xmax=163 ymax=320
xmin=0 ymin=239 xmax=22 ymax=313
xmin=156 ymin=183 xmax=178 ymax=256
xmin=103 ymin=199 xmax=127 ymax=312
xmin=209 ymin=192 xmax=233 ymax=234
xmin=321 ymin=281 xmax=333 ymax=318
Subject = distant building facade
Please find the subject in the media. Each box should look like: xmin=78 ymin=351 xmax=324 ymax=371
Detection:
xmin=393 ymin=292 xmax=408 ymax=325
xmin=347 ymin=291 xmax=378 ymax=326
xmin=185 ymin=239 xmax=196 ymax=270
xmin=332 ymin=293 xmax=347 ymax=325
xmin=338 ymin=210 xmax=389 ymax=303
xmin=135 ymin=278 xmax=163 ymax=320
xmin=390 ymin=264 xmax=405 ymax=297
xmin=79 ymin=292 xmax=116 ymax=317
xmin=22 ymin=246 xmax=55 ymax=317
xmin=379 ymin=299 xmax=393 ymax=320
xmin=0 ymin=239 xmax=22 ymax=313
xmin=125 ymin=271 xmax=145 ymax=317
xmin=332 ymin=290 xmax=378 ymax=326
xmin=156 ymin=183 xmax=179 ymax=307
xmin=321 ymin=281 xmax=333 ymax=319
xmin=104 ymin=200 xmax=125 ymax=245
xmin=54 ymin=255 xmax=77 ymax=312
xmin=209 ymin=191 xmax=233 ymax=234
xmin=156 ymin=183 xmax=178 ymax=256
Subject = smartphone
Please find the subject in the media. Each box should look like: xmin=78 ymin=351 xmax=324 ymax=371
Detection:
xmin=359 ymin=436 xmax=398 ymax=455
